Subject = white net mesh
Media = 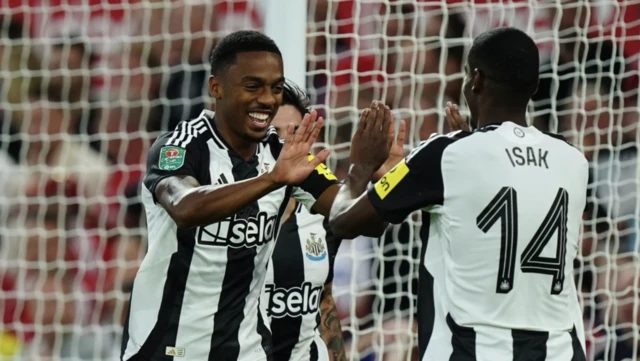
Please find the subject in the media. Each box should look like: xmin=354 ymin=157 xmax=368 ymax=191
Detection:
xmin=0 ymin=1 xmax=639 ymax=361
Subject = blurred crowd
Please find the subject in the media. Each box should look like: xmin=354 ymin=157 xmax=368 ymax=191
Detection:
xmin=0 ymin=0 xmax=638 ymax=360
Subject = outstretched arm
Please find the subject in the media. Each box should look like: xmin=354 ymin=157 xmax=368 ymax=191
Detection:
xmin=312 ymin=102 xmax=404 ymax=238
xmin=330 ymin=102 xmax=468 ymax=238
xmin=327 ymin=101 xmax=397 ymax=239
xmin=155 ymin=174 xmax=284 ymax=229
xmin=149 ymin=110 xmax=329 ymax=229
xmin=331 ymin=134 xmax=460 ymax=239
xmin=319 ymin=283 xmax=347 ymax=361
xmin=328 ymin=166 xmax=387 ymax=239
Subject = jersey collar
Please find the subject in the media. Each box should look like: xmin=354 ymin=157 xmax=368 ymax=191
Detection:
xmin=474 ymin=122 xmax=502 ymax=132
xmin=203 ymin=111 xmax=261 ymax=163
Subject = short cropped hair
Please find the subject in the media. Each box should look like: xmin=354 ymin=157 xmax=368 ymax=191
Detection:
xmin=468 ymin=27 xmax=539 ymax=96
xmin=209 ymin=30 xmax=282 ymax=76
xmin=282 ymin=80 xmax=311 ymax=116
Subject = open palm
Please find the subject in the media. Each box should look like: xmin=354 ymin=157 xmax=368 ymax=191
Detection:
xmin=270 ymin=110 xmax=330 ymax=185
xmin=373 ymin=118 xmax=407 ymax=181
xmin=445 ymin=102 xmax=471 ymax=132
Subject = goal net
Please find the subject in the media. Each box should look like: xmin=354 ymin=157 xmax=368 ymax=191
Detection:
xmin=0 ymin=1 xmax=638 ymax=361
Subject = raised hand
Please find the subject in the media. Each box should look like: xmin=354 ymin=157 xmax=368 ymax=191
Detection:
xmin=372 ymin=116 xmax=406 ymax=181
xmin=445 ymin=101 xmax=471 ymax=132
xmin=350 ymin=100 xmax=393 ymax=174
xmin=270 ymin=109 xmax=330 ymax=185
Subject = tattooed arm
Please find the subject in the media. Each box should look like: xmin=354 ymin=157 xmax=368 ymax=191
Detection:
xmin=319 ymin=282 xmax=347 ymax=361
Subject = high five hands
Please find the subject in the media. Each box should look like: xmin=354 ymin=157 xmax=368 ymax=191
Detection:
xmin=350 ymin=100 xmax=406 ymax=179
xmin=270 ymin=101 xmax=468 ymax=186
xmin=445 ymin=101 xmax=471 ymax=132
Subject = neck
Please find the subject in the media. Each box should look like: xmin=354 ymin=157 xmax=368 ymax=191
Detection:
xmin=214 ymin=113 xmax=258 ymax=160
xmin=476 ymin=98 xmax=528 ymax=128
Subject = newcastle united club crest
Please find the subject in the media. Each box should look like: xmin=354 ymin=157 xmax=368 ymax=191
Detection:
xmin=305 ymin=234 xmax=327 ymax=261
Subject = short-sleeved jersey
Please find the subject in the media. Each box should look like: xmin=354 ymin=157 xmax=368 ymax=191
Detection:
xmin=367 ymin=122 xmax=589 ymax=361
xmin=121 ymin=110 xmax=338 ymax=361
xmin=262 ymin=203 xmax=340 ymax=361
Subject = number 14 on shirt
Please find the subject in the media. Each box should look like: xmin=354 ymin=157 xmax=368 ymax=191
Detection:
xmin=476 ymin=187 xmax=569 ymax=295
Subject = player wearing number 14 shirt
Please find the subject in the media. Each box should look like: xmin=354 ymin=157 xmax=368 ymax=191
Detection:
xmin=330 ymin=28 xmax=588 ymax=360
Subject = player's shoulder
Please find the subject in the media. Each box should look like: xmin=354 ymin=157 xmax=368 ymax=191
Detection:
xmin=540 ymin=130 xmax=588 ymax=164
xmin=426 ymin=129 xmax=475 ymax=144
xmin=158 ymin=111 xmax=213 ymax=149
xmin=406 ymin=130 xmax=472 ymax=162
xmin=541 ymin=130 xmax=578 ymax=150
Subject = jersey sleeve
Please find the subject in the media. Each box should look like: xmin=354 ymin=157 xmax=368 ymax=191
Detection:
xmin=367 ymin=135 xmax=457 ymax=224
xmin=322 ymin=217 xmax=341 ymax=284
xmin=291 ymin=155 xmax=339 ymax=211
xmin=143 ymin=125 xmax=205 ymax=203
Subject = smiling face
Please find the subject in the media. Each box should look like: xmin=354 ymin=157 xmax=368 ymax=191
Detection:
xmin=209 ymin=51 xmax=285 ymax=143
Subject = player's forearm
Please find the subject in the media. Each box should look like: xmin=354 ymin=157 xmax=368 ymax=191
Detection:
xmin=329 ymin=165 xmax=387 ymax=238
xmin=319 ymin=285 xmax=347 ymax=361
xmin=162 ymin=174 xmax=284 ymax=229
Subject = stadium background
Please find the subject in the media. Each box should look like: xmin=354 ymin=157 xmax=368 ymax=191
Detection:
xmin=0 ymin=0 xmax=638 ymax=360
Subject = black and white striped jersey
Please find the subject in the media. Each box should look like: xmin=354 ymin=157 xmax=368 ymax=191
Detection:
xmin=367 ymin=122 xmax=589 ymax=361
xmin=121 ymin=110 xmax=338 ymax=361
xmin=261 ymin=203 xmax=340 ymax=361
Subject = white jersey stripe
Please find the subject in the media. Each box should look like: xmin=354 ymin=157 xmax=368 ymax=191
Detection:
xmin=546 ymin=330 xmax=574 ymax=361
xmin=474 ymin=325 xmax=513 ymax=360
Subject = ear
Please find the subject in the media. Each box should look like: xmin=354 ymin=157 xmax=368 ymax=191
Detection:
xmin=471 ymin=68 xmax=483 ymax=94
xmin=209 ymin=75 xmax=223 ymax=99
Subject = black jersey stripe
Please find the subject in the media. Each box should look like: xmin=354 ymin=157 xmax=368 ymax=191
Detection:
xmin=570 ymin=326 xmax=586 ymax=361
xmin=447 ymin=313 xmax=477 ymax=361
xmin=257 ymin=185 xmax=293 ymax=360
xmin=119 ymin=290 xmax=132 ymax=360
xmin=270 ymin=210 xmax=306 ymax=361
xmin=511 ymin=329 xmax=548 ymax=361
xmin=256 ymin=306 xmax=274 ymax=361
xmin=208 ymin=151 xmax=261 ymax=360
xmin=418 ymin=215 xmax=436 ymax=358
xmin=309 ymin=339 xmax=318 ymax=361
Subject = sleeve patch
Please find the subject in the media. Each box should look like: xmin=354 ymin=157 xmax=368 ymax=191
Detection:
xmin=374 ymin=159 xmax=410 ymax=200
xmin=159 ymin=146 xmax=187 ymax=170
xmin=307 ymin=154 xmax=338 ymax=181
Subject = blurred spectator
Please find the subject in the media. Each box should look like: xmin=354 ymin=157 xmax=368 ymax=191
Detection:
xmin=0 ymin=208 xmax=74 ymax=359
xmin=10 ymin=98 xmax=110 ymax=206
xmin=0 ymin=16 xmax=43 ymax=221
xmin=139 ymin=0 xmax=263 ymax=131
xmin=2 ymin=0 xmax=142 ymax=102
